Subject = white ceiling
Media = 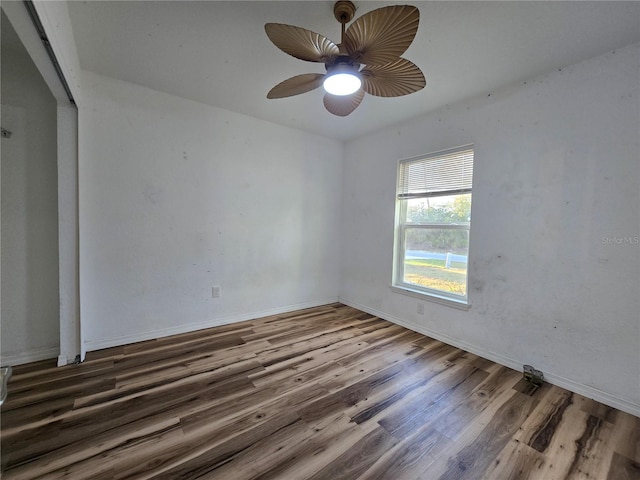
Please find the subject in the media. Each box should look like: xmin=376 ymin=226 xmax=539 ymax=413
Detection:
xmin=67 ymin=1 xmax=640 ymax=141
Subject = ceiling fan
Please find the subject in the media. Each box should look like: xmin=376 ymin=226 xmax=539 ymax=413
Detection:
xmin=265 ymin=1 xmax=426 ymax=117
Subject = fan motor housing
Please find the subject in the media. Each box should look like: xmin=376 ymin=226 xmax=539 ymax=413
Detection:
xmin=326 ymin=55 xmax=360 ymax=69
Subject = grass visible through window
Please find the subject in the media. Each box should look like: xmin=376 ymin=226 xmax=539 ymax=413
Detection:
xmin=404 ymin=259 xmax=467 ymax=296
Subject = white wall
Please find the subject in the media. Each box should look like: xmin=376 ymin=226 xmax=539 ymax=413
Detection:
xmin=1 ymin=14 xmax=60 ymax=364
xmin=340 ymin=43 xmax=640 ymax=415
xmin=79 ymin=71 xmax=343 ymax=350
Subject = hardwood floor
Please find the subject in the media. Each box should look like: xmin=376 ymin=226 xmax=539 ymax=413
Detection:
xmin=1 ymin=304 xmax=638 ymax=479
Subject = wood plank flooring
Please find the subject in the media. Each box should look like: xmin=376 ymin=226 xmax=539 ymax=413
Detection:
xmin=1 ymin=304 xmax=638 ymax=479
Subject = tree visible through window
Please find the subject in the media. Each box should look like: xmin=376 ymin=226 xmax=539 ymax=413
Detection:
xmin=394 ymin=146 xmax=473 ymax=303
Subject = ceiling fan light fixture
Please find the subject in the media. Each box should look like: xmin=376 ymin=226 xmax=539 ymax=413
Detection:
xmin=323 ymin=65 xmax=361 ymax=96
xmin=265 ymin=2 xmax=425 ymax=115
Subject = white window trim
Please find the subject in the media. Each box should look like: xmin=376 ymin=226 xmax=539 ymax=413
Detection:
xmin=392 ymin=145 xmax=474 ymax=308
xmin=390 ymin=285 xmax=471 ymax=310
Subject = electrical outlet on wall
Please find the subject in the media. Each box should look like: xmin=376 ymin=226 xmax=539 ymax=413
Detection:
xmin=212 ymin=286 xmax=221 ymax=298
xmin=417 ymin=303 xmax=424 ymax=315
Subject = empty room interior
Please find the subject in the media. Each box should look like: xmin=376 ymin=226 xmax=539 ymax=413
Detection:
xmin=1 ymin=1 xmax=639 ymax=479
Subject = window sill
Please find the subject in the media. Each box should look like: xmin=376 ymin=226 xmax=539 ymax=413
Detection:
xmin=390 ymin=285 xmax=471 ymax=311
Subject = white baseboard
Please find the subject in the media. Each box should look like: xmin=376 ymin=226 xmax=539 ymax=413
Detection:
xmin=84 ymin=298 xmax=340 ymax=352
xmin=1 ymin=347 xmax=59 ymax=366
xmin=340 ymin=298 xmax=640 ymax=418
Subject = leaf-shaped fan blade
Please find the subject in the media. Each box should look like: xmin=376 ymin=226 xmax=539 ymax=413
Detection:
xmin=323 ymin=89 xmax=365 ymax=117
xmin=265 ymin=23 xmax=340 ymax=63
xmin=344 ymin=5 xmax=420 ymax=66
xmin=361 ymin=58 xmax=425 ymax=97
xmin=267 ymin=73 xmax=326 ymax=99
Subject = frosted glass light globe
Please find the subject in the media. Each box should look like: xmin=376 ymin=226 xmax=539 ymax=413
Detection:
xmin=323 ymin=71 xmax=361 ymax=96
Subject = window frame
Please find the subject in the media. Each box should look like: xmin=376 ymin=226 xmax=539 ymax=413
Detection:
xmin=392 ymin=146 xmax=474 ymax=309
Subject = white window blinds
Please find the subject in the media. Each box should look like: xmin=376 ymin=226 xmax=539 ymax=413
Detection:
xmin=398 ymin=146 xmax=474 ymax=198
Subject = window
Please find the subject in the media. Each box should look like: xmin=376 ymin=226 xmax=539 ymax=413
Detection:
xmin=393 ymin=146 xmax=473 ymax=307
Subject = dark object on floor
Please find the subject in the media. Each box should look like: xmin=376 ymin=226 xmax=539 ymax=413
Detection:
xmin=523 ymin=364 xmax=544 ymax=387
